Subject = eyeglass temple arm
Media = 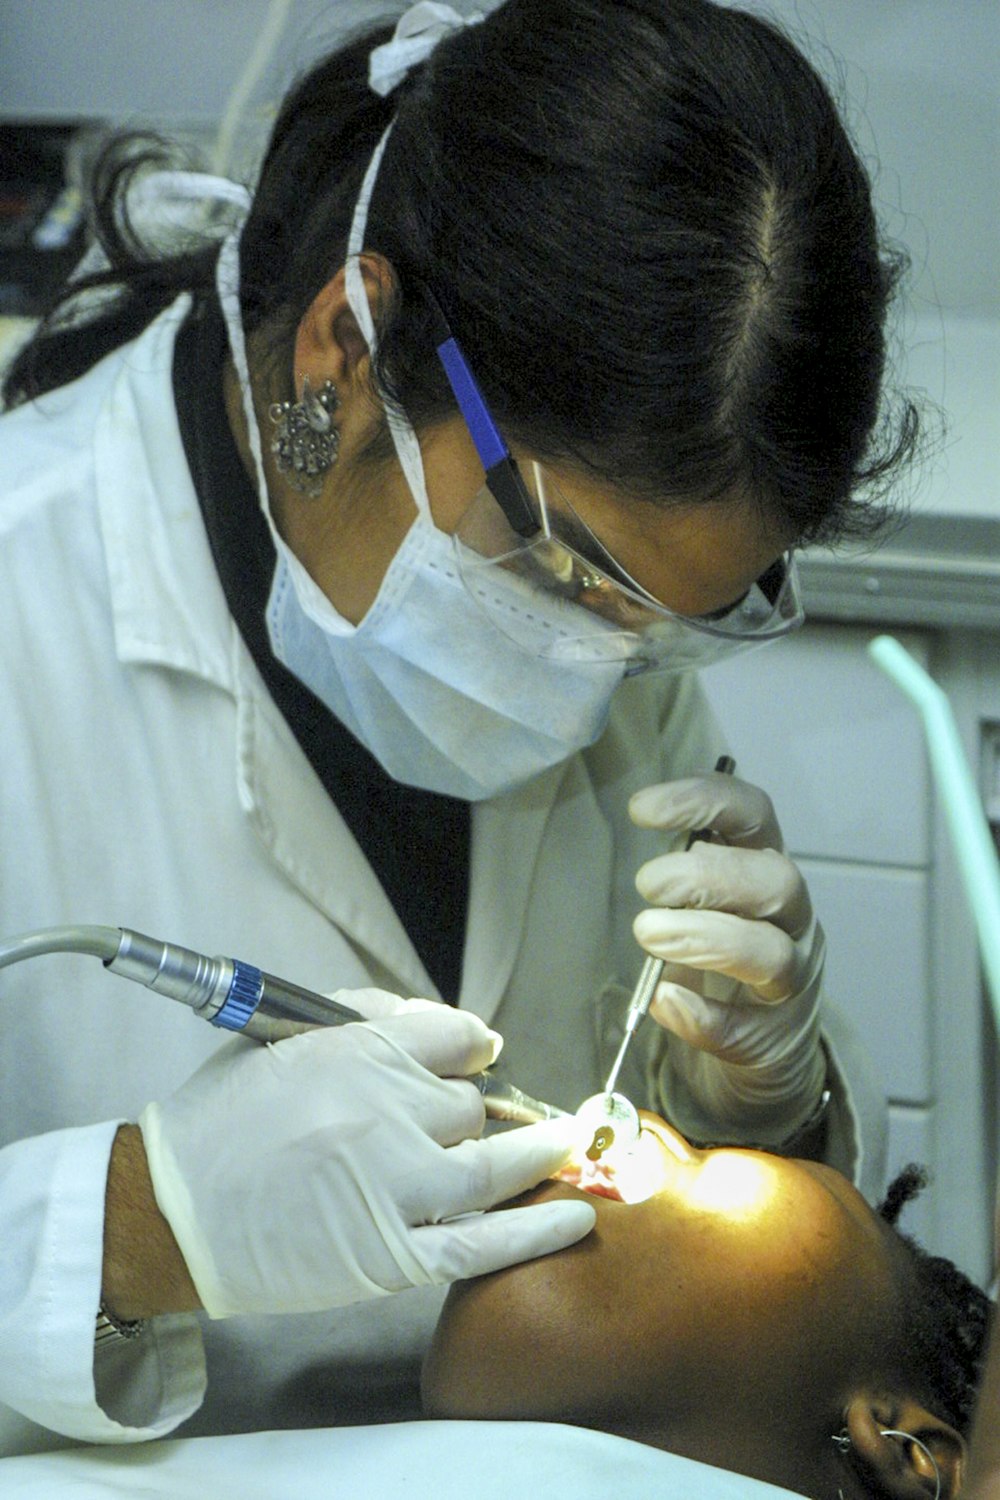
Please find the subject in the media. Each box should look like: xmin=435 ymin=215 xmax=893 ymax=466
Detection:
xmin=421 ymin=286 xmax=538 ymax=539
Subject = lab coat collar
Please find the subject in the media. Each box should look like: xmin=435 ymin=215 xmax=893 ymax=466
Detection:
xmin=94 ymin=296 xmax=235 ymax=689
xmin=92 ymin=299 xmax=567 ymax=1008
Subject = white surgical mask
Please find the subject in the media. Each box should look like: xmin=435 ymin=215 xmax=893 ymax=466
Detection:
xmin=265 ymin=524 xmax=622 ymax=800
xmin=214 ymin=130 xmax=625 ymax=802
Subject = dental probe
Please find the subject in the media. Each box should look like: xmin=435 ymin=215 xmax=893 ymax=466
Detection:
xmin=0 ymin=924 xmax=566 ymax=1125
xmin=603 ymin=754 xmax=736 ymax=1098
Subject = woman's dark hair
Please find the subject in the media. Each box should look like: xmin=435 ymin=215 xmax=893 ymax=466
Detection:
xmin=878 ymin=1165 xmax=993 ymax=1440
xmin=4 ymin=0 xmax=919 ymax=544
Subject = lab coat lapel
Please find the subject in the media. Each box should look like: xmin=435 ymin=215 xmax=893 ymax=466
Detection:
xmin=232 ymin=649 xmax=437 ymax=1000
xmin=460 ymin=760 xmax=569 ymax=1026
xmin=99 ymin=300 xmax=436 ymax=1001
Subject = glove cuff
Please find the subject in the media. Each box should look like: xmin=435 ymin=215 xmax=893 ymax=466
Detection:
xmin=675 ymin=1078 xmax=832 ymax=1156
xmin=655 ymin=1032 xmax=829 ymax=1150
xmin=138 ymin=1101 xmax=230 ymax=1319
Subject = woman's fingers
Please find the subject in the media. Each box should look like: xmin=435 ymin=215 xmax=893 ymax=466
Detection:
xmin=636 ymin=841 xmax=813 ymax=940
xmin=649 ymin=977 xmax=757 ymax=1057
xmin=633 ymin=905 xmax=801 ymax=1002
xmin=629 ymin=772 xmax=783 ymax=851
xmin=629 ymin=772 xmax=823 ymax=1076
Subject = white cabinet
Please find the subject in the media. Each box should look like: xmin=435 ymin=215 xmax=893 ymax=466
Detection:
xmin=801 ymin=862 xmax=930 ymax=1102
xmin=701 ymin=625 xmax=931 ymax=864
xmin=701 ymin=621 xmax=992 ymax=1283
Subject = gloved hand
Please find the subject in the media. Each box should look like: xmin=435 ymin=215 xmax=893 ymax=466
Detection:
xmin=629 ymin=770 xmax=827 ymax=1146
xmin=139 ymin=999 xmax=594 ymax=1318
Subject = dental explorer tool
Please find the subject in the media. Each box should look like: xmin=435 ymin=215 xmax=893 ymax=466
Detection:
xmin=602 ymin=754 xmax=736 ymax=1099
xmin=0 ymin=924 xmax=567 ymax=1125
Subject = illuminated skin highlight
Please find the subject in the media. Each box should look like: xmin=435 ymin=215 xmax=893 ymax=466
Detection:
xmin=685 ymin=1151 xmax=782 ymax=1222
xmin=564 ymin=1111 xmax=779 ymax=1213
xmin=422 ymin=1112 xmax=933 ymax=1499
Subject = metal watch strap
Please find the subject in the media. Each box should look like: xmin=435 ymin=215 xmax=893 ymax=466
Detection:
xmin=95 ymin=1302 xmax=146 ymax=1346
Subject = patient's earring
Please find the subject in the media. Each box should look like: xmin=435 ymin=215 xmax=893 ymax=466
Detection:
xmin=268 ymin=376 xmax=340 ymax=497
xmin=830 ymin=1427 xmax=942 ymax=1500
xmin=879 ymin=1429 xmax=942 ymax=1500
xmin=833 ymin=1424 xmax=850 ymax=1497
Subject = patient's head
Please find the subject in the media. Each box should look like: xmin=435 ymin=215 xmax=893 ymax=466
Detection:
xmin=423 ymin=1114 xmax=991 ymax=1500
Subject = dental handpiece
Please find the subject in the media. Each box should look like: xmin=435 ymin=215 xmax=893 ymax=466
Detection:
xmin=602 ymin=754 xmax=736 ymax=1097
xmin=0 ymin=924 xmax=567 ymax=1126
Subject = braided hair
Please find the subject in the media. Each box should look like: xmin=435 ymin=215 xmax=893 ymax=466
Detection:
xmin=878 ymin=1164 xmax=993 ymax=1437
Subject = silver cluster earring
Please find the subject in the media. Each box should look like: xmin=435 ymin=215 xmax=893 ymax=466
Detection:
xmin=268 ymin=376 xmax=340 ymax=497
xmin=831 ymin=1427 xmax=942 ymax=1500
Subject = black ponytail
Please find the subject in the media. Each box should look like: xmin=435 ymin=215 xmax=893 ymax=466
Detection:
xmin=5 ymin=0 xmax=919 ymax=548
xmin=2 ymin=134 xmax=222 ymax=405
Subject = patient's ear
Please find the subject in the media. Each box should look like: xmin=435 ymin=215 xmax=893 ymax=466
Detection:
xmin=843 ymin=1394 xmax=965 ymax=1499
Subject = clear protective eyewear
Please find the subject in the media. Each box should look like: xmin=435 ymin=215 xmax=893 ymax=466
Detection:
xmin=426 ymin=291 xmax=805 ymax=675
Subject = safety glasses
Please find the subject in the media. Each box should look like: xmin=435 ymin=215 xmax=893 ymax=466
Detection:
xmin=426 ymin=291 xmax=805 ymax=675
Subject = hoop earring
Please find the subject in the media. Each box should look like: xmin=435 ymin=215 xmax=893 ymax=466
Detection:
xmin=268 ymin=376 xmax=340 ymax=497
xmin=830 ymin=1427 xmax=942 ymax=1500
xmin=879 ymin=1429 xmax=942 ymax=1500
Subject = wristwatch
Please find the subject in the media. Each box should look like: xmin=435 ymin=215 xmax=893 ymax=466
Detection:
xmin=95 ymin=1301 xmax=146 ymax=1347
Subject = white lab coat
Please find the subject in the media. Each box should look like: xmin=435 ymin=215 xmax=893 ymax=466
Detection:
xmin=0 ymin=299 xmax=885 ymax=1456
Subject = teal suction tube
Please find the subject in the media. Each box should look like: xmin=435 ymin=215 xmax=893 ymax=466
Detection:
xmin=868 ymin=634 xmax=1000 ymax=1034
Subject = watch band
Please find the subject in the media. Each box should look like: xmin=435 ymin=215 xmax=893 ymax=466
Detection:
xmin=95 ymin=1301 xmax=146 ymax=1346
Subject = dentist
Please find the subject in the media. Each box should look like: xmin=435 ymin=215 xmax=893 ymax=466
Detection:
xmin=0 ymin=0 xmax=917 ymax=1454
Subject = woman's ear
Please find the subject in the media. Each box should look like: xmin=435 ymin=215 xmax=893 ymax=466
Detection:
xmin=843 ymin=1394 xmax=965 ymax=1499
xmin=293 ymin=254 xmax=397 ymax=391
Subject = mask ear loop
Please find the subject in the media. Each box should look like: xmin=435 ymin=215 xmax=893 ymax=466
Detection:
xmin=344 ymin=121 xmax=433 ymax=524
xmin=209 ymin=186 xmax=298 ymax=551
xmin=216 ymin=232 xmax=271 ymax=521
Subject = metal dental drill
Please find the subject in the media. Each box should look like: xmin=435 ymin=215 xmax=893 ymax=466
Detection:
xmin=0 ymin=924 xmax=567 ymax=1126
xmin=586 ymin=755 xmax=738 ymax=1161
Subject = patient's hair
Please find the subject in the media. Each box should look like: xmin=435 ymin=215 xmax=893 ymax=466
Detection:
xmin=877 ymin=1164 xmax=993 ymax=1438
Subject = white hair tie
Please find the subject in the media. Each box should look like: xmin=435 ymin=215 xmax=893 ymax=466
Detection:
xmin=368 ymin=1 xmax=484 ymax=97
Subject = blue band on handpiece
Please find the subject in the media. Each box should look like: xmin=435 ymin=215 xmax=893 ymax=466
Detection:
xmin=213 ymin=960 xmax=264 ymax=1030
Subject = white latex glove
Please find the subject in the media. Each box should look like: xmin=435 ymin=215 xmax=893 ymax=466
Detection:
xmin=139 ymin=1000 xmax=595 ymax=1318
xmin=629 ymin=770 xmax=826 ymax=1145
